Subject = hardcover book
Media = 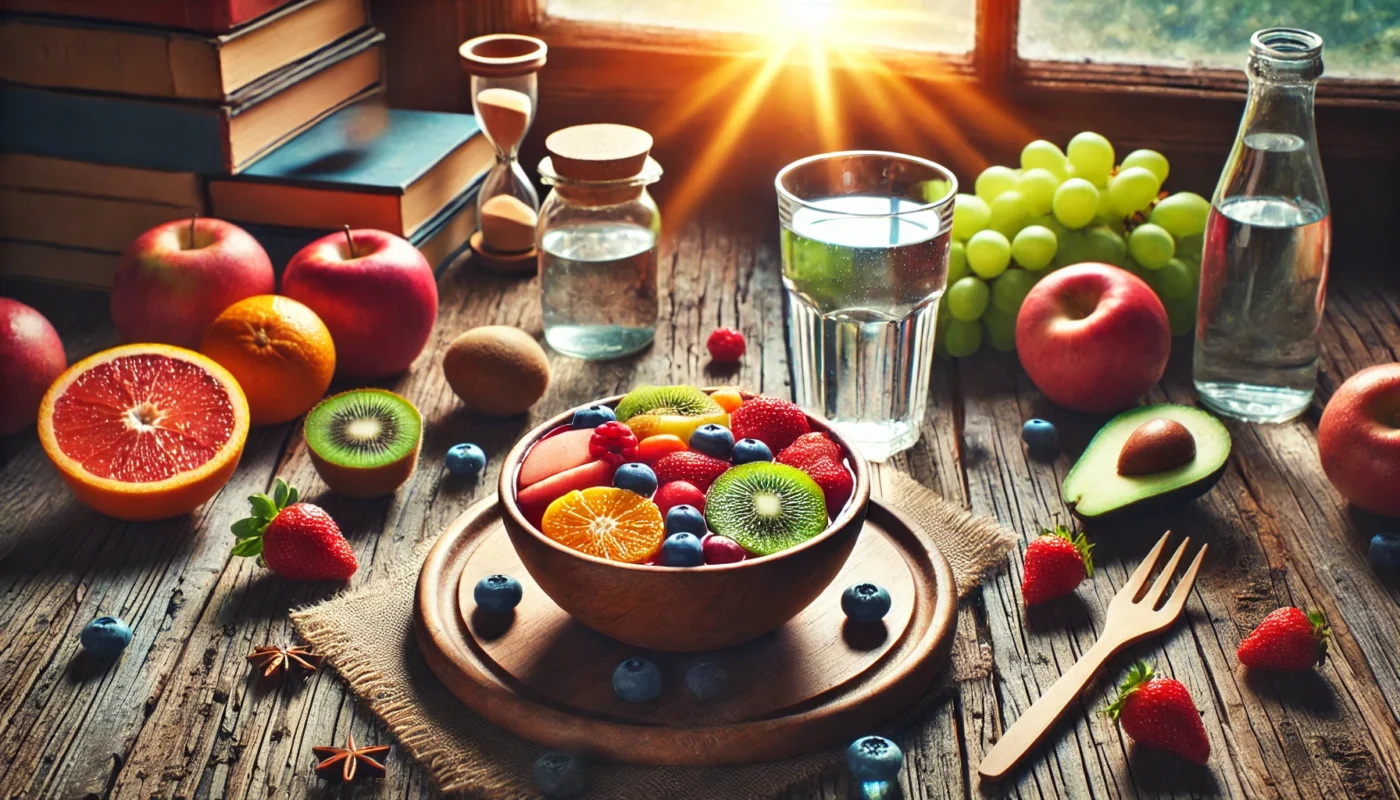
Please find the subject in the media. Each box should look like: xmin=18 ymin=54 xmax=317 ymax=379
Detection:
xmin=0 ymin=0 xmax=296 ymax=34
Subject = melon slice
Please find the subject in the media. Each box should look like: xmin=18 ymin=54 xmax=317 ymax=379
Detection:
xmin=516 ymin=459 xmax=616 ymax=525
xmin=518 ymin=428 xmax=595 ymax=487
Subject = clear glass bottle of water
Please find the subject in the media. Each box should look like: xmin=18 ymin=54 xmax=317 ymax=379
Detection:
xmin=1193 ymin=28 xmax=1332 ymax=423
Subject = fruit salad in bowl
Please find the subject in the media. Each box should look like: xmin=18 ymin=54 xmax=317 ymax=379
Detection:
xmin=498 ymin=385 xmax=870 ymax=651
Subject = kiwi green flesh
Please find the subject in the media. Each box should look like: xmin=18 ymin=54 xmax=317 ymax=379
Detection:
xmin=614 ymin=385 xmax=722 ymax=422
xmin=305 ymin=389 xmax=422 ymax=469
xmin=705 ymin=462 xmax=828 ymax=557
xmin=1062 ymin=404 xmax=1230 ymax=520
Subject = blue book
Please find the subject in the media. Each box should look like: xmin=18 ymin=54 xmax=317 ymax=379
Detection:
xmin=208 ymin=104 xmax=492 ymax=237
xmin=0 ymin=29 xmax=383 ymax=173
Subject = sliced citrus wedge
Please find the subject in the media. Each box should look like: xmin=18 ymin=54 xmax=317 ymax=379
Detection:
xmin=540 ymin=487 xmax=665 ymax=563
xmin=38 ymin=343 xmax=250 ymax=521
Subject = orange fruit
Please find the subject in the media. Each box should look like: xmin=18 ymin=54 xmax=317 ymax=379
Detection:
xmin=710 ymin=387 xmax=744 ymax=413
xmin=541 ymin=487 xmax=665 ymax=563
xmin=201 ymin=294 xmax=335 ymax=426
xmin=38 ymin=343 xmax=250 ymax=521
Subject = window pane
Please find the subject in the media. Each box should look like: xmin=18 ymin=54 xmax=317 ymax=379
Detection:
xmin=546 ymin=0 xmax=976 ymax=53
xmin=1019 ymin=0 xmax=1400 ymax=78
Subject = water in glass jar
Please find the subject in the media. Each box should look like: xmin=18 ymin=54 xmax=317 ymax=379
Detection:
xmin=782 ymin=195 xmax=949 ymax=461
xmin=1193 ymin=192 xmax=1331 ymax=423
xmin=540 ymin=222 xmax=658 ymax=359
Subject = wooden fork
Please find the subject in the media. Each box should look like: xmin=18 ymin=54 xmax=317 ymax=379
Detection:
xmin=978 ymin=531 xmax=1208 ymax=781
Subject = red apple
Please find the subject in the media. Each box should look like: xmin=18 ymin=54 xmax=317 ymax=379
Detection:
xmin=1318 ymin=363 xmax=1400 ymax=517
xmin=111 ymin=217 xmax=275 ymax=348
xmin=282 ymin=229 xmax=438 ymax=378
xmin=1015 ymin=263 xmax=1171 ymax=413
xmin=0 ymin=298 xmax=66 ymax=435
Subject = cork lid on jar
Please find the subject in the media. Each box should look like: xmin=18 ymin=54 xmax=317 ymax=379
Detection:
xmin=544 ymin=124 xmax=654 ymax=182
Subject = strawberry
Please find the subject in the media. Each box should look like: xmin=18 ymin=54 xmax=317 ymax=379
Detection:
xmin=588 ymin=421 xmax=639 ymax=466
xmin=730 ymin=396 xmax=810 ymax=452
xmin=1237 ymin=607 xmax=1329 ymax=671
xmin=775 ymin=432 xmax=843 ymax=469
xmin=654 ymin=451 xmax=731 ymax=491
xmin=803 ymin=456 xmax=854 ymax=516
xmin=231 ymin=479 xmax=357 ymax=581
xmin=706 ymin=327 xmax=746 ymax=363
xmin=1106 ymin=661 xmax=1210 ymax=764
xmin=1021 ymin=524 xmax=1093 ymax=605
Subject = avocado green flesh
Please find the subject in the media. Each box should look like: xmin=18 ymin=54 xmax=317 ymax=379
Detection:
xmin=1062 ymin=404 xmax=1231 ymax=519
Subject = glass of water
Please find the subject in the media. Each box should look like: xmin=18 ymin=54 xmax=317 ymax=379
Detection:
xmin=776 ymin=151 xmax=956 ymax=462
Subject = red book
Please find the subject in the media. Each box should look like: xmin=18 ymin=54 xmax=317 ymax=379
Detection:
xmin=0 ymin=0 xmax=294 ymax=33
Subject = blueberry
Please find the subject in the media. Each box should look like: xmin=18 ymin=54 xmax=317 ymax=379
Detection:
xmin=688 ymin=424 xmax=735 ymax=459
xmin=665 ymin=504 xmax=707 ymax=537
xmin=612 ymin=656 xmax=662 ymax=702
xmin=80 ymin=616 xmax=132 ymax=659
xmin=532 ymin=751 xmax=587 ymax=797
xmin=613 ymin=462 xmax=658 ymax=497
xmin=846 ymin=735 xmax=904 ymax=782
xmin=446 ymin=443 xmax=487 ymax=478
xmin=685 ymin=661 xmax=731 ymax=701
xmin=1021 ymin=419 xmax=1058 ymax=456
xmin=841 ymin=583 xmax=892 ymax=623
xmin=1370 ymin=533 xmax=1400 ymax=568
xmin=731 ymin=438 xmax=773 ymax=464
xmin=474 ymin=574 xmax=523 ymax=614
xmin=660 ymin=532 xmax=704 ymax=567
xmin=571 ymin=405 xmax=616 ymax=430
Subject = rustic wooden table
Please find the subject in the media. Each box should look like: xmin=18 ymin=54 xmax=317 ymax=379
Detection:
xmin=2 ymin=215 xmax=1398 ymax=799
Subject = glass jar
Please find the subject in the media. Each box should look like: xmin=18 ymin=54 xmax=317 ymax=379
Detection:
xmin=536 ymin=128 xmax=661 ymax=360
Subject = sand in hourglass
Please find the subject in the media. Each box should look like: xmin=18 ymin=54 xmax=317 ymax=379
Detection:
xmin=477 ymin=88 xmax=538 ymax=254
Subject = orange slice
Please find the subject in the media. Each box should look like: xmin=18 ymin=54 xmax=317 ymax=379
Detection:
xmin=38 ymin=343 xmax=250 ymax=521
xmin=540 ymin=487 xmax=665 ymax=563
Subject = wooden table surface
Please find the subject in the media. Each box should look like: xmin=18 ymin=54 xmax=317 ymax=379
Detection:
xmin=2 ymin=215 xmax=1398 ymax=800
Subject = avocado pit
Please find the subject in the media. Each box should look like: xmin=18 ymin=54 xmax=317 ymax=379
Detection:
xmin=1117 ymin=418 xmax=1196 ymax=475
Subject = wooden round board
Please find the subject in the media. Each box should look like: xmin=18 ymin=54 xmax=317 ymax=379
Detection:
xmin=414 ymin=497 xmax=957 ymax=766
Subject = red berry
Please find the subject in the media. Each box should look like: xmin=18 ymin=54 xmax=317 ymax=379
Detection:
xmin=1107 ymin=662 xmax=1210 ymax=764
xmin=655 ymin=480 xmax=706 ymax=515
xmin=1021 ymin=525 xmax=1093 ymax=606
xmin=707 ymin=327 xmax=746 ymax=363
xmin=802 ymin=456 xmax=854 ymax=517
xmin=730 ymin=396 xmax=810 ymax=452
xmin=231 ymin=480 xmax=357 ymax=581
xmin=702 ymin=534 xmax=747 ymax=564
xmin=776 ymin=432 xmax=843 ymax=469
xmin=589 ymin=421 xmax=639 ymax=466
xmin=654 ymin=451 xmax=731 ymax=491
xmin=1237 ymin=607 xmax=1329 ymax=671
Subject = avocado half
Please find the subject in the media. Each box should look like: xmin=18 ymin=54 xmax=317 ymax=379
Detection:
xmin=1062 ymin=404 xmax=1231 ymax=520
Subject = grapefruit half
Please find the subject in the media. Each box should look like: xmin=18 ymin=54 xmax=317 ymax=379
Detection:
xmin=38 ymin=343 xmax=250 ymax=521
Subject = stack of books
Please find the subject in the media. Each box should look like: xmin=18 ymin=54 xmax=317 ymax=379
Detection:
xmin=0 ymin=0 xmax=491 ymax=287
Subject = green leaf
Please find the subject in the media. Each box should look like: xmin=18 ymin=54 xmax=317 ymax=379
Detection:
xmin=248 ymin=493 xmax=277 ymax=521
xmin=230 ymin=517 xmax=261 ymax=539
xmin=231 ymin=537 xmax=263 ymax=558
xmin=287 ymin=485 xmax=299 ymax=506
xmin=272 ymin=479 xmax=289 ymax=509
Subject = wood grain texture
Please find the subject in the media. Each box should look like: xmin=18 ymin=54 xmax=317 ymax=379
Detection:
xmin=1 ymin=213 xmax=1398 ymax=799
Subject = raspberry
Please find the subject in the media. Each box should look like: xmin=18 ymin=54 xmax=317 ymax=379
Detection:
xmin=776 ymin=432 xmax=843 ymax=469
xmin=706 ymin=327 xmax=746 ymax=363
xmin=589 ymin=421 xmax=639 ymax=466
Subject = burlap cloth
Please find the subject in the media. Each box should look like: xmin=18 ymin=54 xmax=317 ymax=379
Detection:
xmin=291 ymin=471 xmax=1015 ymax=798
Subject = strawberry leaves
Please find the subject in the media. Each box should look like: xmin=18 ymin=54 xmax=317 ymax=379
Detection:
xmin=231 ymin=478 xmax=299 ymax=560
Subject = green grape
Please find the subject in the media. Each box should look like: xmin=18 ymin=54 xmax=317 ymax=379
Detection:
xmin=1164 ymin=292 xmax=1197 ymax=337
xmin=1011 ymin=225 xmax=1057 ymax=271
xmin=982 ymin=305 xmax=1018 ymax=352
xmin=1149 ymin=192 xmax=1210 ymax=237
xmin=1127 ymin=223 xmax=1175 ymax=269
xmin=988 ymin=190 xmax=1031 ymax=237
xmin=944 ymin=318 xmax=983 ymax=358
xmin=1054 ymin=229 xmax=1090 ymax=269
xmin=992 ymin=268 xmax=1037 ymax=316
xmin=1150 ymin=257 xmax=1195 ymax=299
xmin=1015 ymin=168 xmax=1059 ymax=216
xmin=1122 ymin=149 xmax=1170 ymax=184
xmin=948 ymin=240 xmax=969 ymax=283
xmin=1026 ymin=214 xmax=1067 ymax=238
xmin=1051 ymin=178 xmax=1099 ymax=229
xmin=1066 ymin=132 xmax=1115 ymax=186
xmin=1175 ymin=231 xmax=1204 ymax=264
xmin=1120 ymin=256 xmax=1150 ymax=281
xmin=921 ymin=178 xmax=954 ymax=203
xmin=966 ymin=230 xmax=1012 ymax=279
xmin=975 ymin=166 xmax=1018 ymax=202
xmin=952 ymin=193 xmax=992 ymax=240
xmin=1082 ymin=225 xmax=1127 ymax=267
xmin=1107 ymin=166 xmax=1162 ymax=217
xmin=1020 ymin=140 xmax=1069 ymax=180
xmin=945 ymin=275 xmax=990 ymax=321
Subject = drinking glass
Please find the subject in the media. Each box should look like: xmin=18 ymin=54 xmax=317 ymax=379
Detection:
xmin=776 ymin=151 xmax=956 ymax=462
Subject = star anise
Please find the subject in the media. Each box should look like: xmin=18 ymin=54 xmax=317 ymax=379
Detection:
xmin=312 ymin=733 xmax=391 ymax=783
xmin=246 ymin=644 xmax=322 ymax=681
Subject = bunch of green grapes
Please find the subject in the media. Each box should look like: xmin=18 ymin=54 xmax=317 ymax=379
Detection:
xmin=936 ymin=132 xmax=1211 ymax=359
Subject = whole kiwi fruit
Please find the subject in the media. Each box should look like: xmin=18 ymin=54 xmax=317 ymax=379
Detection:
xmin=443 ymin=326 xmax=550 ymax=415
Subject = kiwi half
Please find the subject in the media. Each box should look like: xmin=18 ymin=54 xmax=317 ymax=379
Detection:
xmin=305 ymin=389 xmax=422 ymax=497
xmin=614 ymin=385 xmax=722 ymax=421
xmin=705 ymin=462 xmax=828 ymax=557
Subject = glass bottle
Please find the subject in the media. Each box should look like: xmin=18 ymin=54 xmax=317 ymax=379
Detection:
xmin=1193 ymin=28 xmax=1331 ymax=424
xmin=537 ymin=124 xmax=661 ymax=360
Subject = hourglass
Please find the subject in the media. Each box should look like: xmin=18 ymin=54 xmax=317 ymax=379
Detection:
xmin=459 ymin=34 xmax=547 ymax=274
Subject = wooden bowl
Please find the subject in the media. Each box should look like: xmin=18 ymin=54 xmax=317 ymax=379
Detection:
xmin=497 ymin=393 xmax=871 ymax=652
